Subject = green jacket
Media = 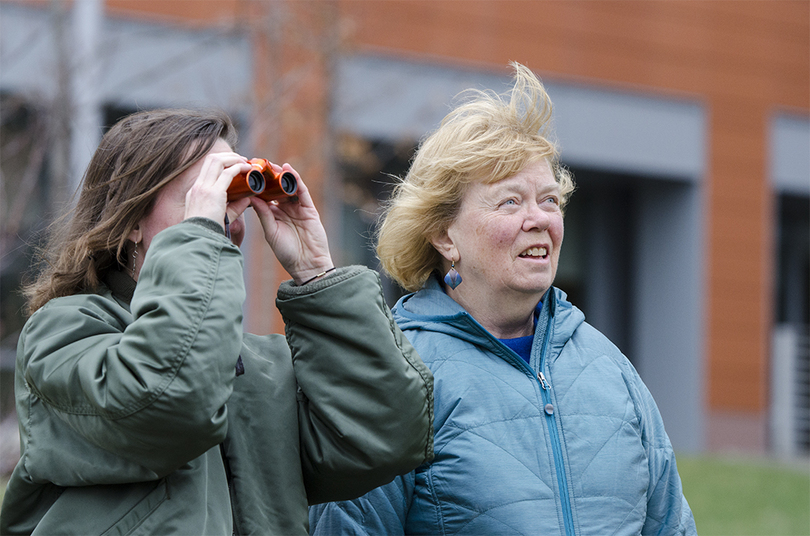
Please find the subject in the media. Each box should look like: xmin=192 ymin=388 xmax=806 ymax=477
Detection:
xmin=0 ymin=220 xmax=433 ymax=536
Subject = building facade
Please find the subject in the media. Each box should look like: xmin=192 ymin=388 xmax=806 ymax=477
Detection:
xmin=1 ymin=0 xmax=808 ymax=456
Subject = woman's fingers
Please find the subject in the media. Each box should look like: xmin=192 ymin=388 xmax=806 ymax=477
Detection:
xmin=226 ymin=197 xmax=252 ymax=225
xmin=185 ymin=152 xmax=251 ymax=226
xmin=249 ymin=164 xmax=333 ymax=283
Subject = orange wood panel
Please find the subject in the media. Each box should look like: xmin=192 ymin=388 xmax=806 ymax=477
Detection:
xmin=106 ymin=0 xmax=244 ymax=25
xmin=709 ymin=245 xmax=765 ymax=280
xmin=338 ymin=0 xmax=808 ymax=106
xmin=708 ymin=298 xmax=765 ymax=334
xmin=708 ymin=375 xmax=766 ymax=412
xmin=706 ymin=102 xmax=771 ymax=412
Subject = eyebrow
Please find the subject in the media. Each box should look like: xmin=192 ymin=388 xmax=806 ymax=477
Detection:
xmin=492 ymin=181 xmax=560 ymax=196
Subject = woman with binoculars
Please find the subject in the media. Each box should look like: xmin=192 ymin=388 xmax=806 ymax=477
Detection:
xmin=0 ymin=108 xmax=434 ymax=536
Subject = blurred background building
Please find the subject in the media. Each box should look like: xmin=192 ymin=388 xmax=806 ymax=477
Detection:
xmin=1 ymin=0 xmax=808 ymax=469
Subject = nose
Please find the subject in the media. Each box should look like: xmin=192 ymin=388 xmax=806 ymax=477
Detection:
xmin=522 ymin=202 xmax=551 ymax=232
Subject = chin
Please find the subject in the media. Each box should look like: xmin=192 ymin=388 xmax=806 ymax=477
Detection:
xmin=529 ymin=285 xmax=552 ymax=297
xmin=522 ymin=280 xmax=553 ymax=297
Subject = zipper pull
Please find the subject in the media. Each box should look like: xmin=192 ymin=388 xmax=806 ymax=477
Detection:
xmin=538 ymin=371 xmax=550 ymax=390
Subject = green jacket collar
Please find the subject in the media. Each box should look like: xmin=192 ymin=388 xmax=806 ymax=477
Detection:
xmin=104 ymin=268 xmax=136 ymax=306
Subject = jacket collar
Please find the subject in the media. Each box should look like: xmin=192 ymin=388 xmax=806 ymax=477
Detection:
xmin=104 ymin=268 xmax=136 ymax=306
xmin=394 ymin=273 xmax=582 ymax=365
xmin=397 ymin=272 xmax=557 ymax=319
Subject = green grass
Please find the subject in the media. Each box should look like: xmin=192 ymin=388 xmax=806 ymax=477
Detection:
xmin=678 ymin=455 xmax=810 ymax=536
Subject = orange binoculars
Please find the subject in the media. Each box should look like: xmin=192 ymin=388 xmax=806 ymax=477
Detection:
xmin=227 ymin=158 xmax=298 ymax=202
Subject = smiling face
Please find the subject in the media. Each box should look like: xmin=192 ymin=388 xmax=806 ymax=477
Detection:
xmin=432 ymin=160 xmax=564 ymax=330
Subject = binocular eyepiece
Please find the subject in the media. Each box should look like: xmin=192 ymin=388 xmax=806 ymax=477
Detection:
xmin=227 ymin=158 xmax=298 ymax=202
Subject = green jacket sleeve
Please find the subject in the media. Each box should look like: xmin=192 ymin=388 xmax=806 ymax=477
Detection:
xmin=277 ymin=266 xmax=434 ymax=505
xmin=19 ymin=222 xmax=245 ymax=478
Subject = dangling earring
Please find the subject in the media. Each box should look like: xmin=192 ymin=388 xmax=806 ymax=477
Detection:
xmin=131 ymin=241 xmax=138 ymax=279
xmin=444 ymin=260 xmax=462 ymax=290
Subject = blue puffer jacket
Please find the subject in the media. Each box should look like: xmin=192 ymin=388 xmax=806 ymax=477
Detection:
xmin=310 ymin=276 xmax=697 ymax=536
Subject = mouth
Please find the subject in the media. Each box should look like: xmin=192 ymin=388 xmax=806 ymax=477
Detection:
xmin=519 ymin=246 xmax=548 ymax=259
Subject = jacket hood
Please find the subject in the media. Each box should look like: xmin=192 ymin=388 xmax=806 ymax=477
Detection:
xmin=392 ymin=274 xmax=586 ymax=363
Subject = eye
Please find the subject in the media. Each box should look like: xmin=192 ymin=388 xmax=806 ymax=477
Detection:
xmin=544 ymin=196 xmax=560 ymax=206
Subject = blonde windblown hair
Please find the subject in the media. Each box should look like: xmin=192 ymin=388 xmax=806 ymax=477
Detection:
xmin=376 ymin=62 xmax=575 ymax=292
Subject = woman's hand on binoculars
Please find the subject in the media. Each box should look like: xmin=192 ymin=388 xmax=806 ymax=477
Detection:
xmin=184 ymin=148 xmax=252 ymax=236
xmin=250 ymin=163 xmax=334 ymax=284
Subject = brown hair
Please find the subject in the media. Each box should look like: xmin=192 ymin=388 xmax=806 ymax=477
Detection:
xmin=23 ymin=108 xmax=237 ymax=314
xmin=376 ymin=62 xmax=575 ymax=291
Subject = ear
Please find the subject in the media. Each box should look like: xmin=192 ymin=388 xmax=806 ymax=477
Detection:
xmin=429 ymin=229 xmax=458 ymax=263
xmin=127 ymin=224 xmax=142 ymax=245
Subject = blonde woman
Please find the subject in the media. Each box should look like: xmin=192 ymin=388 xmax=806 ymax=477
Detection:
xmin=310 ymin=63 xmax=695 ymax=536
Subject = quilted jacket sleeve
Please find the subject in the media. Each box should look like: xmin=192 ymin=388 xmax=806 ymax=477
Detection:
xmin=308 ymin=472 xmax=415 ymax=535
xmin=626 ymin=364 xmax=698 ymax=536
xmin=276 ymin=266 xmax=434 ymax=505
xmin=19 ymin=222 xmax=245 ymax=478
